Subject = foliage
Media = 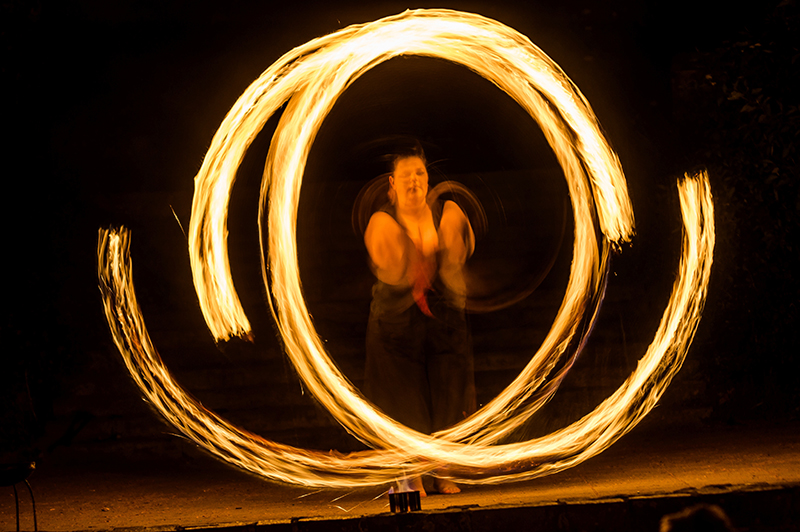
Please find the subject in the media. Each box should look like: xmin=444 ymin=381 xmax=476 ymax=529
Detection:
xmin=673 ymin=1 xmax=800 ymax=419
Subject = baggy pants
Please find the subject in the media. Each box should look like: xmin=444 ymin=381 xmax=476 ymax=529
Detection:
xmin=364 ymin=292 xmax=476 ymax=435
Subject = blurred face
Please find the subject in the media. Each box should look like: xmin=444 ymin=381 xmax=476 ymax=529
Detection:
xmin=391 ymin=156 xmax=428 ymax=210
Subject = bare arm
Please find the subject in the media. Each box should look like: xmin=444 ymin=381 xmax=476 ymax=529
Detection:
xmin=438 ymin=200 xmax=474 ymax=298
xmin=439 ymin=200 xmax=475 ymax=265
xmin=364 ymin=211 xmax=410 ymax=285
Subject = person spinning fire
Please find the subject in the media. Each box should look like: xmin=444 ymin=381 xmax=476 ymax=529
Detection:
xmin=363 ymin=142 xmax=476 ymax=495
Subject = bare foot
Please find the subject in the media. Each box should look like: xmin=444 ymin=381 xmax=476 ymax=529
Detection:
xmin=433 ymin=477 xmax=461 ymax=494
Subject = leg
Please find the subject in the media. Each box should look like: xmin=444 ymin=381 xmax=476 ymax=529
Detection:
xmin=365 ymin=306 xmax=431 ymax=496
xmin=425 ymin=302 xmax=476 ymax=433
xmin=426 ymin=299 xmax=475 ymax=495
xmin=364 ymin=306 xmax=432 ymax=435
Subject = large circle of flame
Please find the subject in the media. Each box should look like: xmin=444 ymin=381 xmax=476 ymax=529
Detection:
xmin=98 ymin=9 xmax=714 ymax=488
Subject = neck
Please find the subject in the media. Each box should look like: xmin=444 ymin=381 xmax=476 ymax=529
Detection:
xmin=396 ymin=201 xmax=428 ymax=220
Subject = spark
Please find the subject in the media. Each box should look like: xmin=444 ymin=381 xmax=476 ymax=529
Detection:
xmin=333 ymin=496 xmax=377 ymax=513
xmin=296 ymin=490 xmax=323 ymax=499
xmin=330 ymin=491 xmax=353 ymax=503
xmin=170 ymin=205 xmax=186 ymax=238
xmin=98 ymin=8 xmax=714 ymax=489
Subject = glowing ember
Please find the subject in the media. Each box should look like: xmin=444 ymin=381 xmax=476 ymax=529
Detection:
xmin=98 ymin=8 xmax=715 ymax=488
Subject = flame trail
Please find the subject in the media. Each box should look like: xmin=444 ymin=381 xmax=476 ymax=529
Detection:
xmin=99 ymin=9 xmax=715 ymax=488
xmin=262 ymin=8 xmax=619 ymax=450
xmin=189 ymin=9 xmax=632 ymax=343
xmin=98 ymin=170 xmax=712 ymax=486
xmin=98 ymin=228 xmax=423 ymax=485
xmin=187 ymin=8 xmax=618 ymax=450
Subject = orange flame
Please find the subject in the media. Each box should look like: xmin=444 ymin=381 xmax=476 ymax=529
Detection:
xmin=97 ymin=169 xmax=712 ymax=486
xmin=98 ymin=8 xmax=714 ymax=488
xmin=188 ymin=9 xmax=634 ymax=344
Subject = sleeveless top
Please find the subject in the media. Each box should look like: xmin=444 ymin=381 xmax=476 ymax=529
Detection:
xmin=370 ymin=200 xmax=464 ymax=318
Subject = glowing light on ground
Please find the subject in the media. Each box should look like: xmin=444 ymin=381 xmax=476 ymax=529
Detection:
xmin=99 ymin=9 xmax=715 ymax=488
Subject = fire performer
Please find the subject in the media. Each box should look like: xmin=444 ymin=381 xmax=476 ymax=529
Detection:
xmin=363 ymin=142 xmax=476 ymax=495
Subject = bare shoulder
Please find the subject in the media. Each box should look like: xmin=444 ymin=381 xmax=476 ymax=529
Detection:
xmin=368 ymin=210 xmax=398 ymax=225
xmin=366 ymin=211 xmax=401 ymax=235
xmin=441 ymin=200 xmax=468 ymax=223
xmin=365 ymin=211 xmax=403 ymax=247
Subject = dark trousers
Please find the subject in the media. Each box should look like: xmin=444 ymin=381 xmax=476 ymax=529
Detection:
xmin=364 ymin=293 xmax=476 ymax=435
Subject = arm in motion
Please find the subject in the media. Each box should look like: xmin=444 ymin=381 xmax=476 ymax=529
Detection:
xmin=365 ymin=211 xmax=410 ymax=285
xmin=438 ymin=200 xmax=474 ymax=297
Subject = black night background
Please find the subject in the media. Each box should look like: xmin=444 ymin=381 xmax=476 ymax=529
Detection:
xmin=2 ymin=0 xmax=799 ymax=527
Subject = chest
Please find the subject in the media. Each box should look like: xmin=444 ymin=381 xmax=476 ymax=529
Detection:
xmin=399 ymin=211 xmax=439 ymax=257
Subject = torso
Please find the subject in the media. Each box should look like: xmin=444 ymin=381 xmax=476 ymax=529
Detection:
xmin=396 ymin=207 xmax=439 ymax=260
xmin=368 ymin=201 xmax=445 ymax=316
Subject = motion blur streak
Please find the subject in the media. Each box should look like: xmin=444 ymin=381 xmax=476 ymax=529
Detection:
xmin=98 ymin=228 xmax=424 ymax=486
xmin=97 ymin=170 xmax=712 ymax=486
xmin=189 ymin=7 xmax=626 ymax=453
xmin=189 ymin=9 xmax=633 ymax=344
xmin=100 ymin=8 xmax=714 ymax=487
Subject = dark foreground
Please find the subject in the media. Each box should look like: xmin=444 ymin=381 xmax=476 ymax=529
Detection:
xmin=2 ymin=421 xmax=798 ymax=532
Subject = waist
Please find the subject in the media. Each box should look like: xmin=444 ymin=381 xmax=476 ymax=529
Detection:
xmin=370 ymin=279 xmax=464 ymax=317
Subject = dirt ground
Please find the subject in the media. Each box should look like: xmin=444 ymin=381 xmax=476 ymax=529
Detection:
xmin=2 ymin=420 xmax=799 ymax=531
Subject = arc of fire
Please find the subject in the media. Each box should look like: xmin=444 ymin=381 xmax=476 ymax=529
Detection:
xmin=98 ymin=9 xmax=714 ymax=487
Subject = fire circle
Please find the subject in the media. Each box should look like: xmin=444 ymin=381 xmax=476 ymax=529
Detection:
xmin=98 ymin=9 xmax=714 ymax=488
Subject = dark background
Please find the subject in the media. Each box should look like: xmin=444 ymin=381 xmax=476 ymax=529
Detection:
xmin=2 ymin=0 xmax=798 ymax=462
